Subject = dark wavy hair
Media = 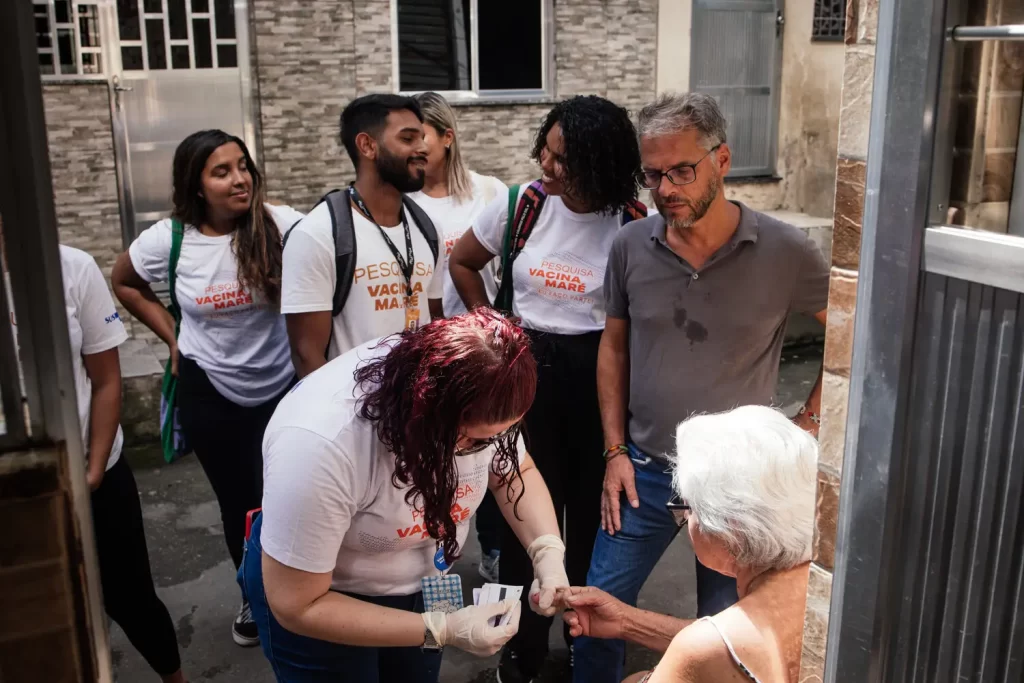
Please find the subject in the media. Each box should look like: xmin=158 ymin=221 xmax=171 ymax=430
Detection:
xmin=172 ymin=130 xmax=282 ymax=304
xmin=355 ymin=309 xmax=537 ymax=564
xmin=531 ymin=95 xmax=642 ymax=215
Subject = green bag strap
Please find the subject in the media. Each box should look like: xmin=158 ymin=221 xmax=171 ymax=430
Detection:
xmin=168 ymin=219 xmax=184 ymax=334
xmin=495 ymin=185 xmax=520 ymax=312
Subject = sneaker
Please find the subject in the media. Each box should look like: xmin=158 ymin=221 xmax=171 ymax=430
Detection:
xmin=232 ymin=600 xmax=259 ymax=647
xmin=479 ymin=549 xmax=500 ymax=583
xmin=496 ymin=648 xmax=534 ymax=683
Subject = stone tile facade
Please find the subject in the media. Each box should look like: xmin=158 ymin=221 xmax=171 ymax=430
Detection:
xmin=252 ymin=0 xmax=659 ymax=210
xmin=40 ymin=83 xmax=153 ymax=342
xmin=797 ymin=0 xmax=878 ymax=678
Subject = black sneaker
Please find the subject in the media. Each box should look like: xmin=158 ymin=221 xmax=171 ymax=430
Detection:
xmin=496 ymin=648 xmax=534 ymax=683
xmin=232 ymin=600 xmax=259 ymax=647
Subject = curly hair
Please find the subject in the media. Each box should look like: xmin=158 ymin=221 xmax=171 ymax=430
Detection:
xmin=531 ymin=95 xmax=642 ymax=215
xmin=171 ymin=130 xmax=282 ymax=304
xmin=354 ymin=309 xmax=537 ymax=564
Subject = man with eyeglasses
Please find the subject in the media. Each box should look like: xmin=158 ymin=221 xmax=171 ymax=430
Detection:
xmin=573 ymin=93 xmax=830 ymax=683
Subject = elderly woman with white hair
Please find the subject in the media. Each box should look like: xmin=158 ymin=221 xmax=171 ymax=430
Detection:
xmin=558 ymin=405 xmax=818 ymax=683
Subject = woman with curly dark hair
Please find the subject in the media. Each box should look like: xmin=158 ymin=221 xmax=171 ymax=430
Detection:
xmin=239 ymin=309 xmax=566 ymax=682
xmin=112 ymin=129 xmax=304 ymax=647
xmin=449 ymin=95 xmax=647 ymax=681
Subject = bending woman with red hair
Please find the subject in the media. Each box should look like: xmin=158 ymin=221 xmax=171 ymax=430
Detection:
xmin=239 ymin=309 xmax=567 ymax=682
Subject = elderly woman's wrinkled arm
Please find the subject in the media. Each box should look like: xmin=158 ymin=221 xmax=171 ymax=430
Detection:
xmin=559 ymin=586 xmax=693 ymax=653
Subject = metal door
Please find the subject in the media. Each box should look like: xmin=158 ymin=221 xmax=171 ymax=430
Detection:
xmin=690 ymin=0 xmax=784 ymax=177
xmin=825 ymin=0 xmax=1024 ymax=679
xmin=108 ymin=0 xmax=257 ymax=246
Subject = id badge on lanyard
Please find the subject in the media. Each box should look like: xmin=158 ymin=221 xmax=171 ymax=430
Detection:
xmin=404 ymin=301 xmax=420 ymax=332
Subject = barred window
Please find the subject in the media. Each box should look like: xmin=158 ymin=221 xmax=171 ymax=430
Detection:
xmin=812 ymin=0 xmax=846 ymax=41
xmin=117 ymin=0 xmax=239 ymax=72
xmin=396 ymin=0 xmax=552 ymax=101
xmin=34 ymin=1 xmax=105 ymax=77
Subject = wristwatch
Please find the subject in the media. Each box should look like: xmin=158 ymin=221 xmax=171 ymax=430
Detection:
xmin=422 ymin=624 xmax=442 ymax=651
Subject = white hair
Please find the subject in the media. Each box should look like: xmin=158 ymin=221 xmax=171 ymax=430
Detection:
xmin=672 ymin=405 xmax=818 ymax=571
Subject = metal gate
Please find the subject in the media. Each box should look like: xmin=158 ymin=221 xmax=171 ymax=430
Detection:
xmin=689 ymin=0 xmax=784 ymax=177
xmin=826 ymin=0 xmax=1024 ymax=680
xmin=108 ymin=0 xmax=257 ymax=246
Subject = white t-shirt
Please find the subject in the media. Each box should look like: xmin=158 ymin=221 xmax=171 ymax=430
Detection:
xmin=60 ymin=246 xmax=129 ymax=471
xmin=472 ymin=188 xmax=625 ymax=334
xmin=129 ymin=204 xmax=303 ymax=406
xmin=408 ymin=172 xmax=506 ymax=317
xmin=280 ymin=199 xmax=442 ymax=360
xmin=260 ymin=338 xmax=524 ymax=596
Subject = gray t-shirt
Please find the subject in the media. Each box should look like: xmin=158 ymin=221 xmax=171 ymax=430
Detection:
xmin=605 ymin=202 xmax=830 ymax=461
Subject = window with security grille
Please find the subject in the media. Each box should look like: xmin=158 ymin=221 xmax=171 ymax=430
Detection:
xmin=812 ymin=0 xmax=846 ymax=41
xmin=34 ymin=1 xmax=105 ymax=77
xmin=116 ymin=0 xmax=239 ymax=71
xmin=396 ymin=0 xmax=551 ymax=100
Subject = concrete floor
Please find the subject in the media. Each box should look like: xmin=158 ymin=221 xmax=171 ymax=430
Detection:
xmin=110 ymin=346 xmax=822 ymax=683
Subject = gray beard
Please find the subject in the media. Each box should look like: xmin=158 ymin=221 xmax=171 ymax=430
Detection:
xmin=664 ymin=174 xmax=720 ymax=230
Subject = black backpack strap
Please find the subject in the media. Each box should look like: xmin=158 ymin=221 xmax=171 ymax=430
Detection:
xmin=281 ymin=217 xmax=304 ymax=247
xmin=401 ymin=196 xmax=440 ymax=264
xmin=323 ymin=190 xmax=357 ymax=317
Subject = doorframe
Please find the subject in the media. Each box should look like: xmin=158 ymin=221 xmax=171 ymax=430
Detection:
xmin=104 ymin=1 xmax=261 ymax=251
xmin=823 ymin=0 xmax=948 ymax=677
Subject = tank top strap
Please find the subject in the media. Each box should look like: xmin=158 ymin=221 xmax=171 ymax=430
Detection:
xmin=697 ymin=616 xmax=763 ymax=682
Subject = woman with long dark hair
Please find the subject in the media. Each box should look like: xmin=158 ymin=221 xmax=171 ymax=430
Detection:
xmin=449 ymin=95 xmax=646 ymax=681
xmin=112 ymin=129 xmax=303 ymax=647
xmin=239 ymin=309 xmax=567 ymax=682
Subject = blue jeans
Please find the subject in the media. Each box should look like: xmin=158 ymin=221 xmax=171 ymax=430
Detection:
xmin=238 ymin=515 xmax=443 ymax=683
xmin=572 ymin=445 xmax=739 ymax=683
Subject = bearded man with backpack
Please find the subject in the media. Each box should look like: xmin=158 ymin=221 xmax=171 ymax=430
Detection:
xmin=283 ymin=94 xmax=442 ymax=377
xmin=450 ymin=95 xmax=647 ymax=683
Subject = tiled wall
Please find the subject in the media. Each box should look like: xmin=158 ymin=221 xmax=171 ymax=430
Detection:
xmin=797 ymin=0 xmax=878 ymax=678
xmin=251 ymin=0 xmax=659 ymax=211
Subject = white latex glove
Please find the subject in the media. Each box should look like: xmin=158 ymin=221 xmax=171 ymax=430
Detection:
xmin=421 ymin=600 xmax=520 ymax=657
xmin=527 ymin=534 xmax=569 ymax=616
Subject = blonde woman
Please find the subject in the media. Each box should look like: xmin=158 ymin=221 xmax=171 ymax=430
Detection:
xmin=409 ymin=91 xmax=508 ymax=581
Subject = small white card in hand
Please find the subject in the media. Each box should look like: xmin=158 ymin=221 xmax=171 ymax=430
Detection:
xmin=478 ymin=583 xmax=523 ymax=626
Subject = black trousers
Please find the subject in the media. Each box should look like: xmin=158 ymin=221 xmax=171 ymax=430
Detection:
xmin=500 ymin=329 xmax=606 ymax=676
xmin=475 ymin=489 xmax=502 ymax=555
xmin=92 ymin=457 xmax=181 ymax=676
xmin=177 ymin=355 xmax=292 ymax=570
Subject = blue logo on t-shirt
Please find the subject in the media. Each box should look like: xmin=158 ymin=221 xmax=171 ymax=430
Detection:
xmin=104 ymin=312 xmax=121 ymax=324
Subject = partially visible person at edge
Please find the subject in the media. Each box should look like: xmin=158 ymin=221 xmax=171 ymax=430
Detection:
xmin=450 ymin=95 xmax=646 ymax=682
xmin=112 ymin=130 xmax=304 ymax=648
xmin=240 ymin=310 xmax=570 ymax=682
xmin=282 ymin=94 xmax=442 ymax=377
xmin=573 ymin=92 xmax=830 ymax=683
xmin=61 ymin=245 xmax=187 ymax=682
xmin=561 ymin=406 xmax=818 ymax=683
xmin=409 ymin=91 xmax=509 ymax=585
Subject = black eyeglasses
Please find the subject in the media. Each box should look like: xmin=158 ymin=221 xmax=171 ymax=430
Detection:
xmin=455 ymin=423 xmax=520 ymax=456
xmin=640 ymin=145 xmax=720 ymax=190
xmin=666 ymin=493 xmax=690 ymax=527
